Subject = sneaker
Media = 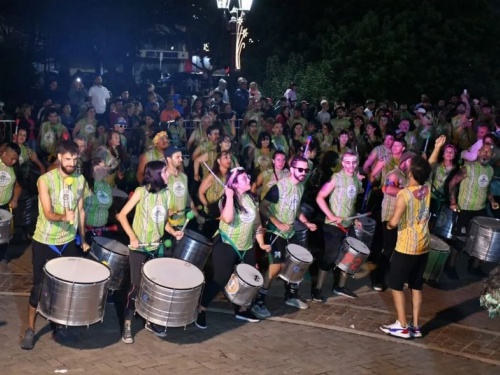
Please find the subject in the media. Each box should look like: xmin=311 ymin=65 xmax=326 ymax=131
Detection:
xmin=195 ymin=311 xmax=207 ymax=329
xmin=20 ymin=328 xmax=35 ymax=350
xmin=251 ymin=303 xmax=271 ymax=319
xmin=285 ymin=296 xmax=309 ymax=309
xmin=122 ymin=323 xmax=134 ymax=344
xmin=145 ymin=322 xmax=167 ymax=338
xmin=51 ymin=326 xmax=78 ymax=344
xmin=311 ymin=288 xmax=325 ymax=302
xmin=333 ymin=287 xmax=358 ymax=299
xmin=379 ymin=320 xmax=411 ymax=339
xmin=235 ymin=310 xmax=260 ymax=323
xmin=372 ymin=283 xmax=386 ymax=292
xmin=409 ymin=324 xmax=423 ymax=338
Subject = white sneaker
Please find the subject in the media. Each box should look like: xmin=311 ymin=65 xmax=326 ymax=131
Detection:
xmin=380 ymin=320 xmax=411 ymax=339
xmin=251 ymin=303 xmax=271 ymax=319
xmin=285 ymin=297 xmax=309 ymax=310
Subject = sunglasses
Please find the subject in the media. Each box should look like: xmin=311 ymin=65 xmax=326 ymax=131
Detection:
xmin=117 ymin=124 xmax=127 ymax=128
xmin=293 ymin=167 xmax=310 ymax=173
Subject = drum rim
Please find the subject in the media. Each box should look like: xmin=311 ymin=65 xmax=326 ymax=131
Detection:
xmin=344 ymin=237 xmax=370 ymax=255
xmin=44 ymin=257 xmax=111 ymax=283
xmin=0 ymin=209 xmax=13 ymax=221
xmin=470 ymin=216 xmax=500 ymax=228
xmin=183 ymin=229 xmax=212 ymax=245
xmin=234 ymin=264 xmax=264 ymax=287
xmin=92 ymin=236 xmax=130 ymax=255
xmin=142 ymin=258 xmax=204 ymax=289
xmin=286 ymin=243 xmax=314 ymax=263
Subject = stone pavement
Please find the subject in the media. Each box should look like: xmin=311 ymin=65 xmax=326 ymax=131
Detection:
xmin=0 ymin=241 xmax=499 ymax=374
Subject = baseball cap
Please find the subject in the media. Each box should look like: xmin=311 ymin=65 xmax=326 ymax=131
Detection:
xmin=164 ymin=145 xmax=182 ymax=158
xmin=115 ymin=117 xmax=127 ymax=127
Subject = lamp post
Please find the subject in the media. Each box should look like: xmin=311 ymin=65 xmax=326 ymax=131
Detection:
xmin=216 ymin=0 xmax=253 ymax=73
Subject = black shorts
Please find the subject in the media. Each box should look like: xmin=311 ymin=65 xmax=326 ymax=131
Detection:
xmin=388 ymin=251 xmax=429 ymax=291
xmin=265 ymin=233 xmax=287 ymax=265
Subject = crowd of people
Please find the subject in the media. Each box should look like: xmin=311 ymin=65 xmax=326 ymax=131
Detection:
xmin=0 ymin=73 xmax=498 ymax=348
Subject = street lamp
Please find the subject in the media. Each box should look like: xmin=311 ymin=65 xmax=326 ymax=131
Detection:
xmin=216 ymin=0 xmax=254 ymax=72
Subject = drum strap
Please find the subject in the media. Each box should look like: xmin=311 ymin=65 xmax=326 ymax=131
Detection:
xmin=219 ymin=230 xmax=246 ymax=263
xmin=48 ymin=243 xmax=69 ymax=255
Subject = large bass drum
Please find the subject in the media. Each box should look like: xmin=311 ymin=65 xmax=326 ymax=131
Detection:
xmin=136 ymin=258 xmax=204 ymax=327
xmin=37 ymin=257 xmax=110 ymax=326
xmin=90 ymin=236 xmax=130 ymax=290
xmin=463 ymin=217 xmax=500 ymax=263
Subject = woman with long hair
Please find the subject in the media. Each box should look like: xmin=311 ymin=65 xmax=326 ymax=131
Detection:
xmin=195 ymin=167 xmax=271 ymax=329
xmin=72 ymin=106 xmax=98 ymax=152
xmin=198 ymin=150 xmax=233 ymax=237
xmin=316 ymin=122 xmax=334 ymax=155
xmin=93 ymin=130 xmax=125 ymax=187
xmin=17 ymin=104 xmax=37 ymax=151
xmin=194 ymin=135 xmax=238 ymax=181
xmin=117 ymin=160 xmax=184 ymax=343
xmin=251 ymin=150 xmax=290 ymax=200
xmin=361 ymin=122 xmax=382 ymax=161
xmin=290 ymin=122 xmax=306 ymax=155
xmin=252 ymin=131 xmax=273 ymax=174
xmin=190 ymin=98 xmax=206 ymax=121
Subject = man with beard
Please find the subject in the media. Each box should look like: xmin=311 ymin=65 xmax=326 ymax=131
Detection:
xmin=447 ymin=145 xmax=499 ymax=277
xmin=136 ymin=130 xmax=169 ymax=184
xmin=39 ymin=108 xmax=70 ymax=160
xmin=252 ymin=156 xmax=317 ymax=318
xmin=311 ymin=150 xmax=364 ymax=300
xmin=20 ymin=141 xmax=89 ymax=350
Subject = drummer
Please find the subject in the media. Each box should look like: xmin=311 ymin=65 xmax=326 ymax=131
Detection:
xmin=447 ymin=144 xmax=498 ymax=277
xmin=116 ymin=160 xmax=184 ymax=343
xmin=312 ymin=150 xmax=363 ymax=301
xmin=47 ymin=136 xmax=87 ymax=175
xmin=251 ymin=150 xmax=290 ymax=201
xmin=195 ymin=168 xmax=271 ymax=329
xmin=136 ymin=129 xmax=169 ymax=184
xmin=0 ymin=143 xmax=22 ymax=269
xmin=253 ymin=156 xmax=317 ymax=318
xmin=20 ymin=140 xmax=90 ymax=350
xmin=198 ymin=151 xmax=232 ymax=238
xmin=14 ymin=126 xmax=46 ymax=177
xmin=82 ymin=157 xmax=113 ymax=242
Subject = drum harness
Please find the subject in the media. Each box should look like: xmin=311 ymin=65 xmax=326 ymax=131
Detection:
xmin=219 ymin=230 xmax=261 ymax=284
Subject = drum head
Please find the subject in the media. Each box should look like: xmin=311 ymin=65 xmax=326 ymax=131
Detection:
xmin=143 ymin=258 xmax=204 ymax=289
xmin=293 ymin=220 xmax=308 ymax=231
xmin=0 ymin=209 xmax=13 ymax=222
xmin=111 ymin=187 xmax=128 ymax=199
xmin=345 ymin=237 xmax=370 ymax=255
xmin=472 ymin=216 xmax=500 ymax=231
xmin=358 ymin=216 xmax=376 ymax=226
xmin=235 ymin=264 xmax=263 ymax=287
xmin=93 ymin=236 xmax=129 ymax=256
xmin=430 ymin=235 xmax=450 ymax=252
xmin=286 ymin=244 xmax=314 ymax=262
xmin=45 ymin=257 xmax=110 ymax=283
xmin=185 ymin=229 xmax=212 ymax=246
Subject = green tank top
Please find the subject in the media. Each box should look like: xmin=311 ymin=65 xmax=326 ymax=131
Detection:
xmin=381 ymin=167 xmax=407 ymax=222
xmin=260 ymin=169 xmax=290 ymax=200
xmin=267 ymin=178 xmax=304 ymax=239
xmin=131 ymin=186 xmax=170 ymax=251
xmin=458 ymin=162 xmax=494 ymax=211
xmin=40 ymin=122 xmax=67 ymax=155
xmin=219 ymin=194 xmax=258 ymax=251
xmin=0 ymin=159 xmax=16 ymax=205
xmin=431 ymin=163 xmax=454 ymax=199
xmin=325 ymin=169 xmax=362 ymax=228
xmin=76 ymin=118 xmax=97 ymax=141
xmin=145 ymin=147 xmax=166 ymax=163
xmin=33 ymin=170 xmax=86 ymax=245
xmin=204 ymin=174 xmax=227 ymax=216
xmin=254 ymin=149 xmax=273 ymax=171
xmin=167 ymin=173 xmax=188 ymax=227
xmin=18 ymin=144 xmax=32 ymax=166
xmin=84 ymin=180 xmax=113 ymax=227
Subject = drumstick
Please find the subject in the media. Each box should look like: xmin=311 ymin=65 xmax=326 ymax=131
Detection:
xmin=128 ymin=242 xmax=161 ymax=249
xmin=270 ymin=234 xmax=280 ymax=246
xmin=202 ymin=162 xmax=225 ymax=187
xmin=303 ymin=135 xmax=313 ymax=155
xmin=342 ymin=212 xmax=371 ymax=221
xmin=356 ymin=227 xmax=372 ymax=236
xmin=423 ymin=133 xmax=430 ymax=154
xmin=180 ymin=211 xmax=195 ymax=233
xmin=64 ymin=177 xmax=74 ymax=225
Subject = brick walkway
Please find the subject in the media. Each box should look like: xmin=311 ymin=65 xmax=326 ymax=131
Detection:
xmin=1 ymin=241 xmax=499 ymax=374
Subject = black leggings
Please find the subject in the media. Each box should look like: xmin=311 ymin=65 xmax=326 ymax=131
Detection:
xmin=200 ymin=235 xmax=255 ymax=308
xmin=124 ymin=250 xmax=152 ymax=320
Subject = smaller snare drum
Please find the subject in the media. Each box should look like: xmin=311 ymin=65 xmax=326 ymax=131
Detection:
xmin=279 ymin=244 xmax=314 ymax=283
xmin=224 ymin=264 xmax=263 ymax=307
xmin=336 ymin=237 xmax=370 ymax=275
xmin=289 ymin=221 xmax=309 ymax=248
xmin=90 ymin=236 xmax=130 ymax=290
xmin=433 ymin=205 xmax=456 ymax=240
xmin=0 ymin=209 xmax=13 ymax=244
xmin=423 ymin=235 xmax=450 ymax=282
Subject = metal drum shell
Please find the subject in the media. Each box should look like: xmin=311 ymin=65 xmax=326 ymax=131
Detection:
xmin=0 ymin=209 xmax=13 ymax=244
xmin=423 ymin=235 xmax=450 ymax=282
xmin=335 ymin=237 xmax=371 ymax=275
xmin=37 ymin=257 xmax=110 ymax=326
xmin=90 ymin=237 xmax=130 ymax=291
xmin=279 ymin=244 xmax=314 ymax=283
xmin=172 ymin=229 xmax=213 ymax=270
xmin=224 ymin=264 xmax=263 ymax=307
xmin=354 ymin=215 xmax=376 ymax=249
xmin=464 ymin=217 xmax=500 ymax=263
xmin=433 ymin=205 xmax=456 ymax=240
xmin=135 ymin=258 xmax=204 ymax=327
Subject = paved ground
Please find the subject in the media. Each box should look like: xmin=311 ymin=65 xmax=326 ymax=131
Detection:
xmin=1 ymin=240 xmax=499 ymax=374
